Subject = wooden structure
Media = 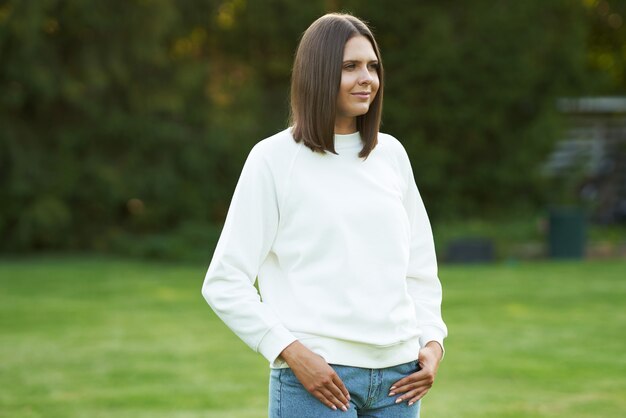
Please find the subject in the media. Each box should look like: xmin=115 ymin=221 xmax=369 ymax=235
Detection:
xmin=544 ymin=97 xmax=626 ymax=223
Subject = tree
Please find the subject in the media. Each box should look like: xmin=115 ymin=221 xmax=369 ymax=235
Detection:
xmin=0 ymin=0 xmax=596 ymax=257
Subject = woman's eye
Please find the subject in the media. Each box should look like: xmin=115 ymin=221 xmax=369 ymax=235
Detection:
xmin=344 ymin=64 xmax=355 ymax=70
xmin=368 ymin=63 xmax=379 ymax=70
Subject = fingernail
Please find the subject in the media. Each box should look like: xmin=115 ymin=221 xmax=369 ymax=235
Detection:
xmin=388 ymin=392 xmax=395 ymax=396
xmin=395 ymin=398 xmax=403 ymax=404
xmin=332 ymin=405 xmax=337 ymax=411
xmin=341 ymin=405 xmax=348 ymax=412
xmin=408 ymin=401 xmax=414 ymax=406
xmin=390 ymin=386 xmax=396 ymax=390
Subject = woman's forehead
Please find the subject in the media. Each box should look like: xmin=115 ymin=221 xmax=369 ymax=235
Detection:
xmin=343 ymin=36 xmax=377 ymax=61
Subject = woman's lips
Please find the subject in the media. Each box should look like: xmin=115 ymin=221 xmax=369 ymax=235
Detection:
xmin=351 ymin=92 xmax=371 ymax=99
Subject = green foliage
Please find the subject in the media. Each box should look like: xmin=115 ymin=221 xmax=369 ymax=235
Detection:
xmin=0 ymin=0 xmax=245 ymax=254
xmin=0 ymin=0 xmax=611 ymax=255
xmin=358 ymin=0 xmax=588 ymax=217
xmin=584 ymin=0 xmax=626 ymax=94
xmin=1 ymin=257 xmax=625 ymax=417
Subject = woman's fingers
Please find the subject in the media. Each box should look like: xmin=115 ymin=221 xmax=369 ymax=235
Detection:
xmin=389 ymin=368 xmax=436 ymax=404
xmin=390 ymin=369 xmax=433 ymax=392
xmin=391 ymin=384 xmax=430 ymax=404
xmin=280 ymin=342 xmax=351 ymax=411
xmin=312 ymin=390 xmax=341 ymax=411
xmin=316 ymin=373 xmax=350 ymax=411
xmin=333 ymin=373 xmax=351 ymax=403
xmin=392 ymin=343 xmax=443 ymax=401
xmin=318 ymin=386 xmax=350 ymax=411
xmin=407 ymin=389 xmax=429 ymax=406
xmin=392 ymin=387 xmax=430 ymax=406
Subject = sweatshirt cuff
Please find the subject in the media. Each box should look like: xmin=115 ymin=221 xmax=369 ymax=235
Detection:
xmin=419 ymin=326 xmax=447 ymax=360
xmin=257 ymin=324 xmax=298 ymax=363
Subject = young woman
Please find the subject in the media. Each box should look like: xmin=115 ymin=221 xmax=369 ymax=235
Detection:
xmin=202 ymin=13 xmax=447 ymax=418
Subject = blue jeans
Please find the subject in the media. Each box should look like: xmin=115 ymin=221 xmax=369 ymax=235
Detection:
xmin=269 ymin=360 xmax=421 ymax=418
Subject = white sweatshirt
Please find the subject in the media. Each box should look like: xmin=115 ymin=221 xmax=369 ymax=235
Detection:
xmin=202 ymin=128 xmax=447 ymax=369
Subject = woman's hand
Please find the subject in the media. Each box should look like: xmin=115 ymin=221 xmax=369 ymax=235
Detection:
xmin=279 ymin=341 xmax=351 ymax=412
xmin=388 ymin=341 xmax=443 ymax=406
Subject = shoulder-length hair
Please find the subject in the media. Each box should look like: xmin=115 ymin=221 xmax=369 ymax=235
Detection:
xmin=289 ymin=13 xmax=384 ymax=159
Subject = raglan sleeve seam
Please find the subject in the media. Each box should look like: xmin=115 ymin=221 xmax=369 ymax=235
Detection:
xmin=201 ymin=141 xmax=296 ymax=363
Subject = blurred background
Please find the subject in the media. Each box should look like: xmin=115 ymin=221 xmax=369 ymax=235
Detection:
xmin=1 ymin=0 xmax=625 ymax=261
xmin=1 ymin=1 xmax=625 ymax=417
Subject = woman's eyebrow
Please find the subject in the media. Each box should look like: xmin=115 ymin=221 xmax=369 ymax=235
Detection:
xmin=342 ymin=59 xmax=379 ymax=63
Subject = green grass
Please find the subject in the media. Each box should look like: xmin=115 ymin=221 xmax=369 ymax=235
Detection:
xmin=1 ymin=256 xmax=625 ymax=417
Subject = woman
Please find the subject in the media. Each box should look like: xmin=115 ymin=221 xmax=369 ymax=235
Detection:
xmin=202 ymin=13 xmax=447 ymax=417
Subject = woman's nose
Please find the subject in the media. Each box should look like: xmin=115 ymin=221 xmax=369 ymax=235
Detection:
xmin=359 ymin=69 xmax=373 ymax=85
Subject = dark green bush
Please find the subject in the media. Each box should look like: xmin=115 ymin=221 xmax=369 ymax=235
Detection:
xmin=2 ymin=0 xmax=621 ymax=257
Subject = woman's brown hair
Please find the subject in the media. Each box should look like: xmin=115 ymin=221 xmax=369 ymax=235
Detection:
xmin=289 ymin=13 xmax=384 ymax=159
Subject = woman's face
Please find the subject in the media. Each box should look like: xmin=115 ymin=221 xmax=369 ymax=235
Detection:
xmin=335 ymin=35 xmax=380 ymax=130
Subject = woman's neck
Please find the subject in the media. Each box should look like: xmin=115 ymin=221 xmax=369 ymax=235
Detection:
xmin=334 ymin=116 xmax=357 ymax=134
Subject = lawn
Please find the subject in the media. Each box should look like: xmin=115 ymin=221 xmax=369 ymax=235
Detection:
xmin=1 ymin=256 xmax=624 ymax=417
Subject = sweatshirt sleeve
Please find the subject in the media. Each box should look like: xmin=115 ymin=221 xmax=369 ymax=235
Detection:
xmin=201 ymin=143 xmax=297 ymax=363
xmin=397 ymin=143 xmax=448 ymax=353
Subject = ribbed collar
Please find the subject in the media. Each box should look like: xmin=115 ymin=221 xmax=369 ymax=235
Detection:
xmin=333 ymin=131 xmax=362 ymax=150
